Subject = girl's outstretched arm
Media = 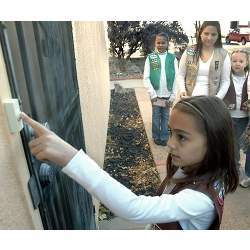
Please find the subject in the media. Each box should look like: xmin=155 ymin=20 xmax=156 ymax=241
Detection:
xmin=21 ymin=112 xmax=78 ymax=166
xmin=20 ymin=113 xmax=215 ymax=228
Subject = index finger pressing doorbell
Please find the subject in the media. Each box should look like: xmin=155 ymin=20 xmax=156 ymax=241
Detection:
xmin=3 ymin=98 xmax=23 ymax=134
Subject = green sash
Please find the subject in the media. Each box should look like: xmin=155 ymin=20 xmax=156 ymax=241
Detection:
xmin=148 ymin=52 xmax=175 ymax=91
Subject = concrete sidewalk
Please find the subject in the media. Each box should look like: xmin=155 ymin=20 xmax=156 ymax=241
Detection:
xmin=99 ymin=79 xmax=250 ymax=230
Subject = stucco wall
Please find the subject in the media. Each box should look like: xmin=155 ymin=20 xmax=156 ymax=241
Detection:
xmin=0 ymin=43 xmax=42 ymax=229
xmin=72 ymin=21 xmax=110 ymax=167
xmin=72 ymin=22 xmax=110 ymax=226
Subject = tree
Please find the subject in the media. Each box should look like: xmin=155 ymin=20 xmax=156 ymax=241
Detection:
xmin=107 ymin=21 xmax=142 ymax=59
xmin=126 ymin=24 xmax=143 ymax=60
xmin=169 ymin=21 xmax=189 ymax=44
xmin=194 ymin=21 xmax=201 ymax=41
xmin=107 ymin=21 xmax=189 ymax=59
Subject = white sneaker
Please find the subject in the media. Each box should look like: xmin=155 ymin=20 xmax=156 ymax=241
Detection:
xmin=240 ymin=177 xmax=250 ymax=188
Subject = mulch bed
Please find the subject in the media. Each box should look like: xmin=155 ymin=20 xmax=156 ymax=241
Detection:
xmin=99 ymin=88 xmax=161 ymax=220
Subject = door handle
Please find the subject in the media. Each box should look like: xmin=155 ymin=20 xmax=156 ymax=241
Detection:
xmin=39 ymin=163 xmax=56 ymax=185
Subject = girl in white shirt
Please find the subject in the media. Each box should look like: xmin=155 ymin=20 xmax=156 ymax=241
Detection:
xmin=224 ymin=50 xmax=250 ymax=187
xmin=21 ymin=96 xmax=238 ymax=230
xmin=177 ymin=21 xmax=230 ymax=100
xmin=143 ymin=32 xmax=178 ymax=146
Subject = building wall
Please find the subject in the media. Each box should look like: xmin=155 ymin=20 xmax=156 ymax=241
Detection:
xmin=0 ymin=42 xmax=43 ymax=229
xmin=72 ymin=21 xmax=110 ymax=167
xmin=0 ymin=21 xmax=110 ymax=229
xmin=72 ymin=22 xmax=110 ymax=225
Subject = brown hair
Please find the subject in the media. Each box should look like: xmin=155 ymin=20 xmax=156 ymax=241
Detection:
xmin=166 ymin=96 xmax=239 ymax=194
xmin=155 ymin=32 xmax=169 ymax=42
xmin=195 ymin=21 xmax=222 ymax=59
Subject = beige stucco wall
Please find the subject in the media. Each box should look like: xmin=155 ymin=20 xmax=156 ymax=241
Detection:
xmin=72 ymin=21 xmax=110 ymax=225
xmin=72 ymin=21 xmax=110 ymax=167
xmin=0 ymin=43 xmax=43 ymax=229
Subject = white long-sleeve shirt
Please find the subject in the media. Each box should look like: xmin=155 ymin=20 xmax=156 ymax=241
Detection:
xmin=143 ymin=52 xmax=179 ymax=103
xmin=230 ymin=73 xmax=248 ymax=118
xmin=62 ymin=150 xmax=216 ymax=230
xmin=177 ymin=50 xmax=231 ymax=99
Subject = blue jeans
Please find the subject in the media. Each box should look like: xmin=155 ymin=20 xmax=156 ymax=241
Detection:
xmin=152 ymin=105 xmax=169 ymax=142
xmin=245 ymin=148 xmax=250 ymax=177
xmin=232 ymin=117 xmax=250 ymax=177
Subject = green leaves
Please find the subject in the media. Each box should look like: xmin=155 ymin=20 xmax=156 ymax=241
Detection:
xmin=107 ymin=21 xmax=189 ymax=59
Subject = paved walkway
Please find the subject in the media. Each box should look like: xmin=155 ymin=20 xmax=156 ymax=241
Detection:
xmin=99 ymin=79 xmax=250 ymax=230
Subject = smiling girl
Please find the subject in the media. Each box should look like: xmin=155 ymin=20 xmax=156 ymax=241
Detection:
xmin=143 ymin=32 xmax=178 ymax=146
xmin=177 ymin=21 xmax=230 ymax=100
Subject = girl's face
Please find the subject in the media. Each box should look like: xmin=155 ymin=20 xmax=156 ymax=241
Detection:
xmin=231 ymin=52 xmax=248 ymax=75
xmin=155 ymin=36 xmax=168 ymax=53
xmin=200 ymin=25 xmax=218 ymax=49
xmin=167 ymin=109 xmax=207 ymax=172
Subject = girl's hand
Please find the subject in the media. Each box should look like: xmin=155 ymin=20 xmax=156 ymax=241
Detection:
xmin=179 ymin=91 xmax=188 ymax=99
xmin=21 ymin=112 xmax=78 ymax=167
xmin=151 ymin=97 xmax=157 ymax=104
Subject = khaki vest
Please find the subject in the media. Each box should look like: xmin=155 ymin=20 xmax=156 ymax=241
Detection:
xmin=185 ymin=46 xmax=228 ymax=96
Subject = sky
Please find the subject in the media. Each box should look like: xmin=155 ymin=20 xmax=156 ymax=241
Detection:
xmin=1 ymin=1 xmax=250 ymax=22
xmin=181 ymin=22 xmax=229 ymax=37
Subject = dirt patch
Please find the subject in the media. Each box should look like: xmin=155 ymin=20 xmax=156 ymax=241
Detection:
xmin=109 ymin=57 xmax=145 ymax=81
xmin=99 ymin=88 xmax=161 ymax=220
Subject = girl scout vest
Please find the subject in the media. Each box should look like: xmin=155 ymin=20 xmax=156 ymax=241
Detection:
xmin=148 ymin=52 xmax=175 ymax=91
xmin=185 ymin=45 xmax=228 ymax=96
xmin=153 ymin=173 xmax=224 ymax=230
xmin=223 ymin=72 xmax=250 ymax=111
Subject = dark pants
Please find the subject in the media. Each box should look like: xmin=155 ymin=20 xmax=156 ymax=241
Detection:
xmin=232 ymin=117 xmax=250 ymax=177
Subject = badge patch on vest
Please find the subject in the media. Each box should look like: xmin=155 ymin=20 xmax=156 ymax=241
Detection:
xmin=186 ymin=63 xmax=199 ymax=86
xmin=149 ymin=54 xmax=160 ymax=70
xmin=215 ymin=61 xmax=219 ymax=71
xmin=213 ymin=180 xmax=225 ymax=206
xmin=187 ymin=47 xmax=196 ymax=56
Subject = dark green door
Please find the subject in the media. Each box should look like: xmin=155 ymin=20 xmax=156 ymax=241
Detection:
xmin=0 ymin=21 xmax=96 ymax=229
